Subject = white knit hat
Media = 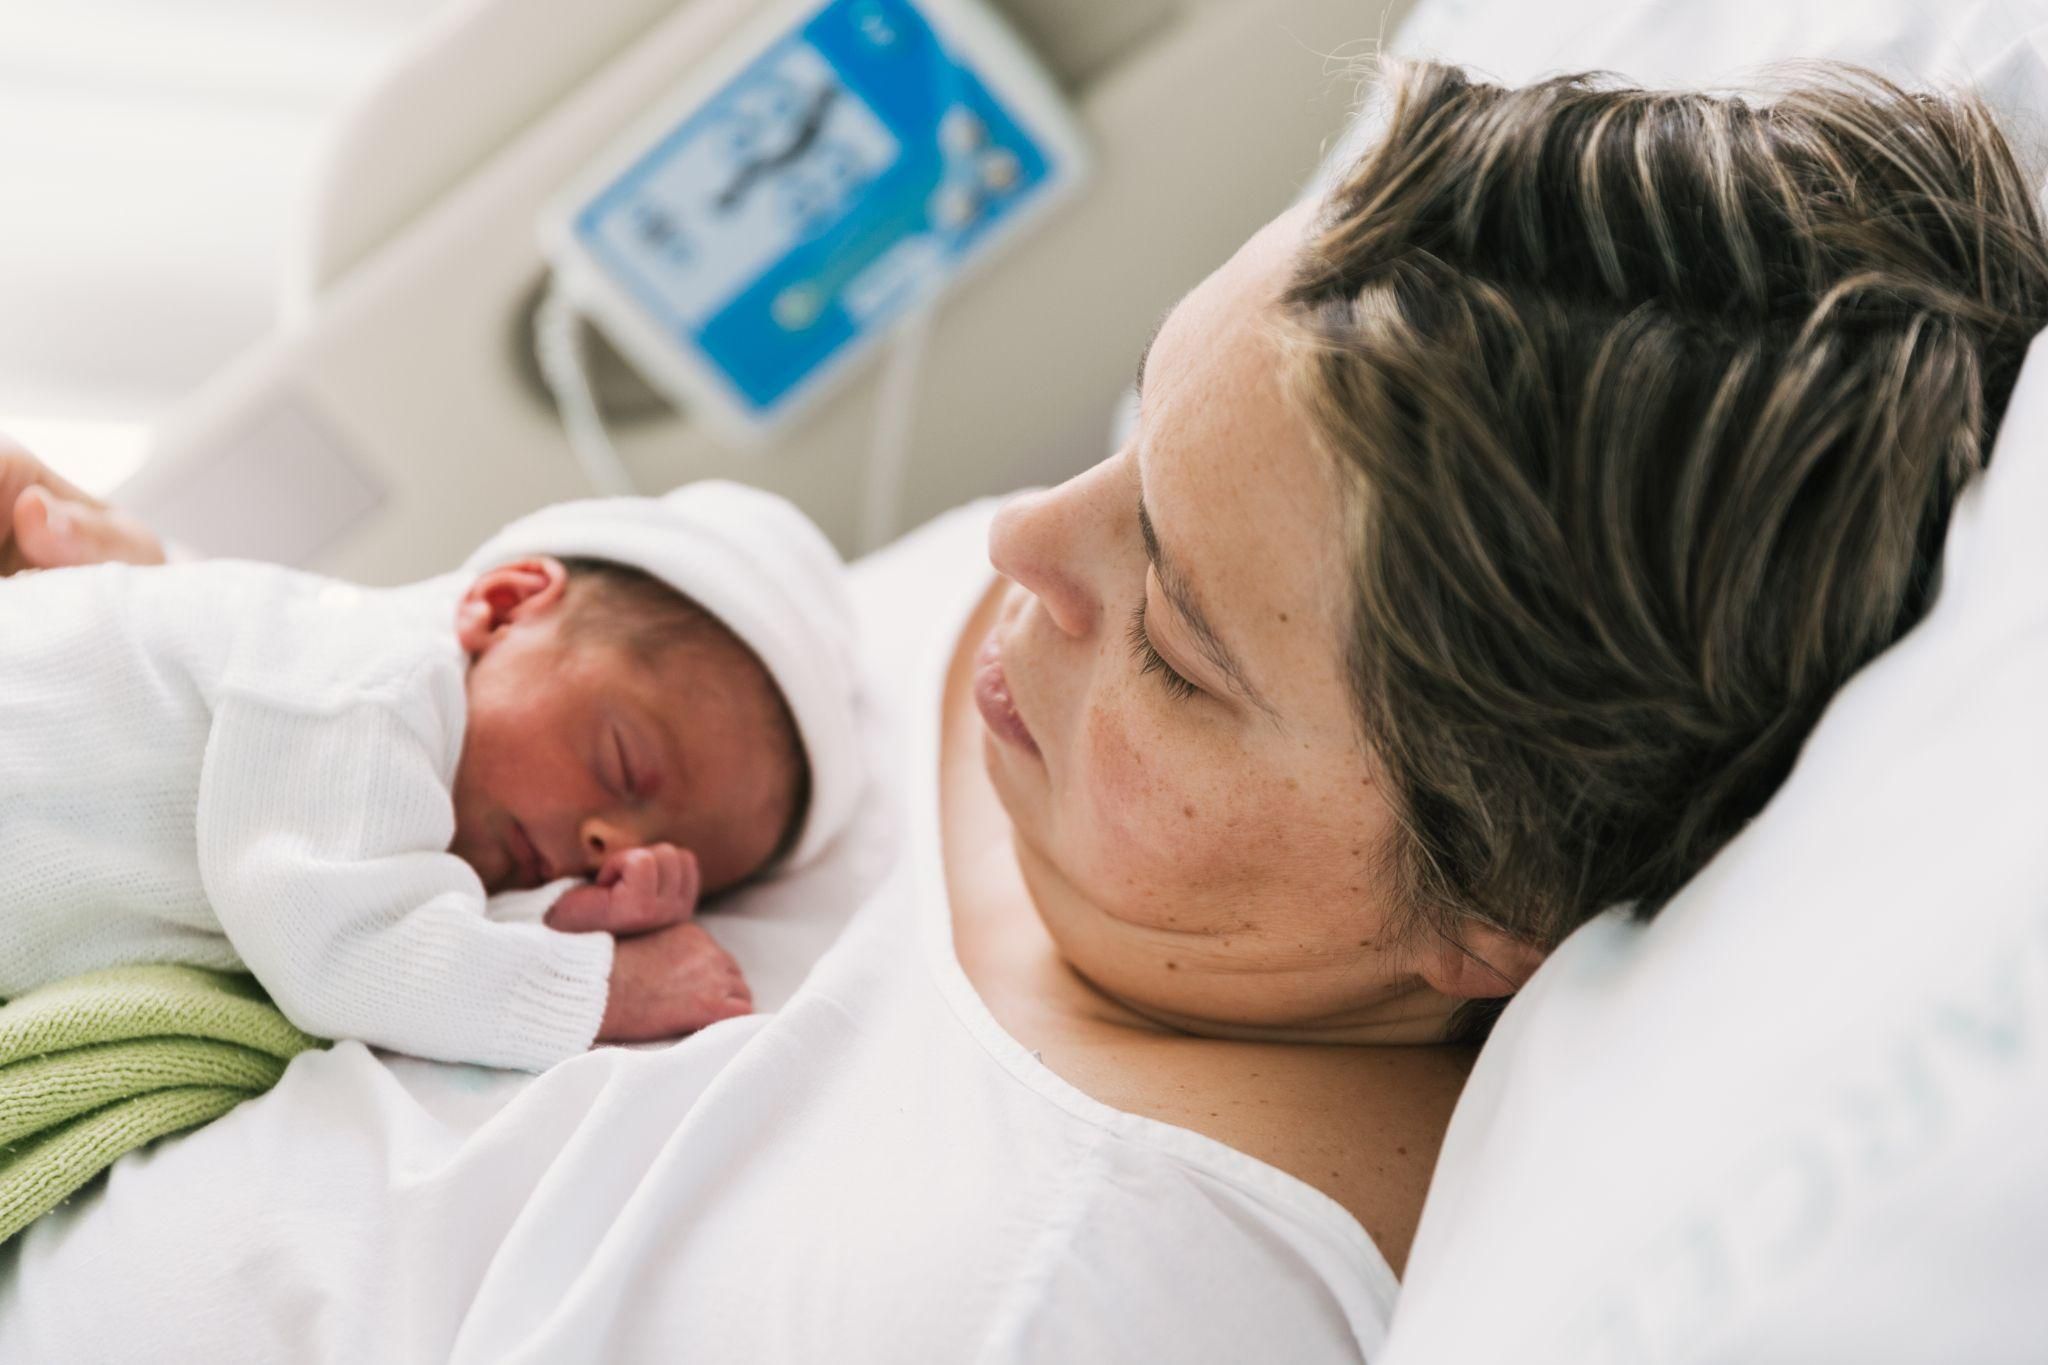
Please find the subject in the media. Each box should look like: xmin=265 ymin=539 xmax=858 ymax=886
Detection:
xmin=463 ymin=480 xmax=861 ymax=872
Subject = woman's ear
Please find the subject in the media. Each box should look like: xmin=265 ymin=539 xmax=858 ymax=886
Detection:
xmin=1418 ymin=922 xmax=1548 ymax=1000
xmin=455 ymin=557 xmax=569 ymax=655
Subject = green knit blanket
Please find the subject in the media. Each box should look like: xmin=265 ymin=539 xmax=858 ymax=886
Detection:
xmin=0 ymin=964 xmax=326 ymax=1244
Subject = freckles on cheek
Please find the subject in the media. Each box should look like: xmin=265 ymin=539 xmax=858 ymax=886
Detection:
xmin=1072 ymin=697 xmax=1344 ymax=922
xmin=1076 ymin=699 xmax=1225 ymax=887
xmin=1084 ymin=701 xmax=1155 ymax=818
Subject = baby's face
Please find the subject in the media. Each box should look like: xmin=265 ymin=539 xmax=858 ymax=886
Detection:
xmin=449 ymin=584 xmax=797 ymax=898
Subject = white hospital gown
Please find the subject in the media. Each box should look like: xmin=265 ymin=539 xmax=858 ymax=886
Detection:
xmin=0 ymin=505 xmax=1396 ymax=1363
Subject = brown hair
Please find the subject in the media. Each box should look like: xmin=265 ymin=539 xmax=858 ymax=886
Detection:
xmin=1283 ymin=61 xmax=2048 ymax=1037
xmin=558 ymin=557 xmax=810 ymax=872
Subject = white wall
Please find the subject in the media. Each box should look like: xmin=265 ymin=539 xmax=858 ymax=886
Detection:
xmin=0 ymin=0 xmax=446 ymax=491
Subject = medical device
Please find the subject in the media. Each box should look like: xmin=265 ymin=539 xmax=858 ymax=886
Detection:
xmin=118 ymin=0 xmax=1369 ymax=579
xmin=539 ymin=0 xmax=1086 ymax=453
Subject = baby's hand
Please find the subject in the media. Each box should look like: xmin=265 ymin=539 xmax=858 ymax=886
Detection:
xmin=545 ymin=843 xmax=700 ymax=935
xmin=596 ymin=920 xmax=753 ymax=1043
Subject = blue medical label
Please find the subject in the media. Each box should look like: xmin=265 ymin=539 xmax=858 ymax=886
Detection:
xmin=572 ymin=0 xmax=1060 ymax=416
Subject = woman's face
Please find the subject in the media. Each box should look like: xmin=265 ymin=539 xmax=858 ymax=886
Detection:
xmin=981 ymin=206 xmax=1485 ymax=1043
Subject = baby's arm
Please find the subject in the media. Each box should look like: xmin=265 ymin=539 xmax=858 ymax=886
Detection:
xmin=197 ymin=692 xmax=613 ymax=1072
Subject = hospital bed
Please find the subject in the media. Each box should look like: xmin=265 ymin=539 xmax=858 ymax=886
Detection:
xmin=53 ymin=0 xmax=2048 ymax=1357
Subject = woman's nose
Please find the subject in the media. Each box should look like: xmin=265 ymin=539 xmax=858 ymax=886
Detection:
xmin=579 ymin=814 xmax=641 ymax=867
xmin=988 ymin=472 xmax=1113 ymax=639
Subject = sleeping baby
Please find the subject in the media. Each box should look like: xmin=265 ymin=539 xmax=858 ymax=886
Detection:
xmin=0 ymin=481 xmax=861 ymax=1071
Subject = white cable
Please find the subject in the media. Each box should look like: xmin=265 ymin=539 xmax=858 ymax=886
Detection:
xmin=862 ymin=304 xmax=933 ymax=552
xmin=535 ymin=280 xmax=638 ymax=497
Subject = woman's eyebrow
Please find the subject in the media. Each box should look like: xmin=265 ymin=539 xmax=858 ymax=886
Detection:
xmin=1137 ymin=498 xmax=1278 ymax=717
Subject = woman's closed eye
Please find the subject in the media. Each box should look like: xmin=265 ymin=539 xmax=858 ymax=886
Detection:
xmin=1127 ymin=597 xmax=1201 ymax=702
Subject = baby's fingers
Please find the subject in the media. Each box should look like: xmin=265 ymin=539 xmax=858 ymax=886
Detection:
xmin=587 ymin=846 xmax=656 ymax=902
xmin=653 ymin=845 xmax=701 ymax=920
xmin=593 ymin=847 xmax=635 ymax=888
xmin=594 ymin=847 xmax=690 ymax=935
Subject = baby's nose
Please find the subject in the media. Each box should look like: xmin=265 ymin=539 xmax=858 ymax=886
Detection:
xmin=579 ymin=815 xmax=643 ymax=867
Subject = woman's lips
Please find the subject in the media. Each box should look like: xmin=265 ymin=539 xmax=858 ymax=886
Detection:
xmin=973 ymin=632 xmax=1040 ymax=756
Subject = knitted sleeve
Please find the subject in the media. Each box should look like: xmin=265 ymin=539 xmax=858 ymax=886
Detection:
xmin=193 ymin=691 xmax=614 ymax=1072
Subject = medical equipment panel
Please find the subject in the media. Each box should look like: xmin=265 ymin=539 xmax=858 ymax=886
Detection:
xmin=540 ymin=0 xmax=1087 ymax=438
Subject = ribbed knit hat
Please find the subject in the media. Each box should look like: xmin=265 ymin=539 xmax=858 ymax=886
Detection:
xmin=463 ymin=480 xmax=860 ymax=871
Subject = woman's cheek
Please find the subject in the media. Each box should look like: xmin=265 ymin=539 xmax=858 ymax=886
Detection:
xmin=1074 ymin=689 xmax=1236 ymax=892
xmin=1082 ymin=694 xmax=1157 ymax=818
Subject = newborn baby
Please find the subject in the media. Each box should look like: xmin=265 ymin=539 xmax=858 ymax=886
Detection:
xmin=0 ymin=481 xmax=860 ymax=1071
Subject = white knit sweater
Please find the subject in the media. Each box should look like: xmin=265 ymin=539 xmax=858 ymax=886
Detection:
xmin=0 ymin=560 xmax=614 ymax=1072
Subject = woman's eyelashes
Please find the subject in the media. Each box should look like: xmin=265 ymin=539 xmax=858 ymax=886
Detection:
xmin=1126 ymin=597 xmax=1201 ymax=701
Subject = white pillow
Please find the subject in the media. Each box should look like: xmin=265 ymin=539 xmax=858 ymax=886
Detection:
xmin=1374 ymin=7 xmax=2048 ymax=1360
xmin=1389 ymin=0 xmax=2048 ymax=93
xmin=1314 ymin=0 xmax=2048 ymax=203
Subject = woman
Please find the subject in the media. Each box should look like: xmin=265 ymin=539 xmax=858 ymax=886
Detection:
xmin=3 ymin=60 xmax=2044 ymax=1360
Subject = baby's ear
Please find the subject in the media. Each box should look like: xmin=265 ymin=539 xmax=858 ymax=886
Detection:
xmin=455 ymin=556 xmax=569 ymax=654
